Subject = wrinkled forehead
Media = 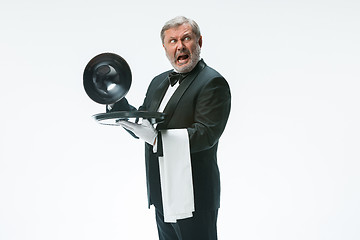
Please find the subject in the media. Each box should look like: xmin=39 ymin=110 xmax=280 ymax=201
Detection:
xmin=164 ymin=24 xmax=195 ymax=38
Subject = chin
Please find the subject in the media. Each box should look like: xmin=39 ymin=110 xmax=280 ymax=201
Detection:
xmin=174 ymin=60 xmax=197 ymax=73
xmin=175 ymin=64 xmax=191 ymax=73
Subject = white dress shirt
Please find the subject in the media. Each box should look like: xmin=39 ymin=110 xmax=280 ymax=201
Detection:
xmin=155 ymin=81 xmax=195 ymax=223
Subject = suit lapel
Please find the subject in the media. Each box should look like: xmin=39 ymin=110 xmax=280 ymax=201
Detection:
xmin=148 ymin=76 xmax=170 ymax=112
xmin=157 ymin=60 xmax=206 ymax=129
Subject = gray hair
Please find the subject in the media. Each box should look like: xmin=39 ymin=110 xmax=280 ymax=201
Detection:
xmin=160 ymin=16 xmax=201 ymax=44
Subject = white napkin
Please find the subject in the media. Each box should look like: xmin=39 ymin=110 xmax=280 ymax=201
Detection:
xmin=158 ymin=129 xmax=195 ymax=223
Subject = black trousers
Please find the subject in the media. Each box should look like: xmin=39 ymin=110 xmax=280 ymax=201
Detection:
xmin=155 ymin=208 xmax=218 ymax=240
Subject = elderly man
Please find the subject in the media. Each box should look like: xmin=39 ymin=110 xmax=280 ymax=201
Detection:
xmin=112 ymin=16 xmax=231 ymax=240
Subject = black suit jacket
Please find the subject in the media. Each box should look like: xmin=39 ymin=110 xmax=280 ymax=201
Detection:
xmin=138 ymin=59 xmax=231 ymax=212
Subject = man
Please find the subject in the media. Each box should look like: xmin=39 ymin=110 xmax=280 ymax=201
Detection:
xmin=110 ymin=16 xmax=231 ymax=240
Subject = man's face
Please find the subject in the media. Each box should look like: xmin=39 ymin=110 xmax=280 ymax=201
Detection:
xmin=163 ymin=24 xmax=202 ymax=73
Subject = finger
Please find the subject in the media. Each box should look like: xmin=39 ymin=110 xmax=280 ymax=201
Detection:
xmin=119 ymin=124 xmax=132 ymax=131
xmin=118 ymin=120 xmax=135 ymax=131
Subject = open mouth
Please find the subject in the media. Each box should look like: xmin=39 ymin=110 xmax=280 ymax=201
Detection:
xmin=177 ymin=54 xmax=189 ymax=65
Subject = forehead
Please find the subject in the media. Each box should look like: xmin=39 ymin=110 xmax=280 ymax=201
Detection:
xmin=164 ymin=24 xmax=194 ymax=39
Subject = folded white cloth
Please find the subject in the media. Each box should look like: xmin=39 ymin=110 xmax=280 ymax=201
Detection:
xmin=158 ymin=129 xmax=194 ymax=223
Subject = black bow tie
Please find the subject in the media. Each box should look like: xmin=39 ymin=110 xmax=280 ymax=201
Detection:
xmin=168 ymin=72 xmax=188 ymax=87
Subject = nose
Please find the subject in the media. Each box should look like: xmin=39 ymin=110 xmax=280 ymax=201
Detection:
xmin=176 ymin=40 xmax=185 ymax=51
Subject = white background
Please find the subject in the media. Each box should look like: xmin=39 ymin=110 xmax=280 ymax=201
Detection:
xmin=1 ymin=0 xmax=359 ymax=239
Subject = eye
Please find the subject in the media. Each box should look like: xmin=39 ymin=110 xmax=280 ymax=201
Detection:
xmin=170 ymin=39 xmax=176 ymax=44
xmin=184 ymin=36 xmax=191 ymax=41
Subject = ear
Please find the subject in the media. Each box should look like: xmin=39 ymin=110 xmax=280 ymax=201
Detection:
xmin=198 ymin=36 xmax=203 ymax=48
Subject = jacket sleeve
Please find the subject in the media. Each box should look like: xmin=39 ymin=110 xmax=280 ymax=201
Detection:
xmin=187 ymin=77 xmax=231 ymax=153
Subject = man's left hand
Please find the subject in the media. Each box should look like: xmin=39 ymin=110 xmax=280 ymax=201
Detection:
xmin=118 ymin=119 xmax=157 ymax=145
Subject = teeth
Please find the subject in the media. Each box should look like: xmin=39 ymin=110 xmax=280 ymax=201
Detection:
xmin=178 ymin=55 xmax=188 ymax=60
